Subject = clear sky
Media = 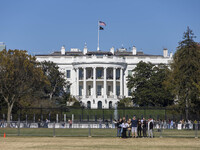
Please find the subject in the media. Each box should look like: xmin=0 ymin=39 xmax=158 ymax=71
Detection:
xmin=0 ymin=0 xmax=200 ymax=55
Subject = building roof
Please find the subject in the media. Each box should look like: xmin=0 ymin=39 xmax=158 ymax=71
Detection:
xmin=86 ymin=51 xmax=113 ymax=56
xmin=36 ymin=51 xmax=84 ymax=56
xmin=36 ymin=50 xmax=163 ymax=57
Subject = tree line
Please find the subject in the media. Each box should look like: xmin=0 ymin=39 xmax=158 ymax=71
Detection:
xmin=0 ymin=50 xmax=75 ymax=126
xmin=0 ymin=27 xmax=200 ymax=125
xmin=126 ymin=27 xmax=200 ymax=120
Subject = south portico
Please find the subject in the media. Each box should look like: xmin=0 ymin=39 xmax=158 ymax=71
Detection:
xmin=73 ymin=62 xmax=126 ymax=109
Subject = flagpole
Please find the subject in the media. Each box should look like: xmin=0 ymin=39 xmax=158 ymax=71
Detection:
xmin=97 ymin=20 xmax=100 ymax=51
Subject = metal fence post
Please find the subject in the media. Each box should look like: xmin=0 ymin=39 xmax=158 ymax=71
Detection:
xmin=88 ymin=123 xmax=91 ymax=137
xmin=195 ymin=123 xmax=198 ymax=138
xmin=18 ymin=116 xmax=20 ymax=136
xmin=160 ymin=123 xmax=163 ymax=138
xmin=53 ymin=122 xmax=56 ymax=137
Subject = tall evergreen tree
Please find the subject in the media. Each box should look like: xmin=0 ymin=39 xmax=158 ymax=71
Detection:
xmin=165 ymin=27 xmax=200 ymax=119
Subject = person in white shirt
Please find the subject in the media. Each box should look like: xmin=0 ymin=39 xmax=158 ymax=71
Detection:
xmin=121 ymin=120 xmax=129 ymax=138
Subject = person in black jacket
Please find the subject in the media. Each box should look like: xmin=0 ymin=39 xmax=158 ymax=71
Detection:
xmin=148 ymin=118 xmax=154 ymax=138
xmin=117 ymin=118 xmax=122 ymax=137
xmin=142 ymin=118 xmax=147 ymax=137
xmin=137 ymin=119 xmax=142 ymax=137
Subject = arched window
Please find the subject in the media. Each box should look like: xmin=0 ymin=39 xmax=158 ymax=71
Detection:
xmin=98 ymin=101 xmax=102 ymax=109
xmin=109 ymin=101 xmax=112 ymax=109
xmin=87 ymin=101 xmax=91 ymax=109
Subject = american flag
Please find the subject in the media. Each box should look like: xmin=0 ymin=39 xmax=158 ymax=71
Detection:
xmin=99 ymin=21 xmax=106 ymax=26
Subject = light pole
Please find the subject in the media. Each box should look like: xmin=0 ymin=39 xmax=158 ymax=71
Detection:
xmin=103 ymin=106 xmax=104 ymax=122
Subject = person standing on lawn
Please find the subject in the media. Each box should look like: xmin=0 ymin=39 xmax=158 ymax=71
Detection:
xmin=127 ymin=118 xmax=132 ymax=138
xmin=121 ymin=120 xmax=129 ymax=138
xmin=148 ymin=118 xmax=154 ymax=138
xmin=137 ymin=119 xmax=142 ymax=137
xmin=131 ymin=116 xmax=137 ymax=138
xmin=142 ymin=118 xmax=147 ymax=137
xmin=117 ymin=118 xmax=122 ymax=137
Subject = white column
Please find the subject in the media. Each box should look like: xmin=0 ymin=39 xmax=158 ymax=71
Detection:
xmin=72 ymin=68 xmax=76 ymax=96
xmin=113 ymin=67 xmax=116 ymax=98
xmin=104 ymin=67 xmax=107 ymax=99
xmin=93 ymin=67 xmax=96 ymax=99
xmin=76 ymin=68 xmax=79 ymax=96
xmin=124 ymin=70 xmax=128 ymax=97
xmin=83 ymin=67 xmax=86 ymax=98
xmin=120 ymin=68 xmax=123 ymax=97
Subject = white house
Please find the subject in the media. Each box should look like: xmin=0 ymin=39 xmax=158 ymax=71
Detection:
xmin=36 ymin=45 xmax=172 ymax=109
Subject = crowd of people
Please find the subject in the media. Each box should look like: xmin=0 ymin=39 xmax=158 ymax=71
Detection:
xmin=115 ymin=116 xmax=154 ymax=138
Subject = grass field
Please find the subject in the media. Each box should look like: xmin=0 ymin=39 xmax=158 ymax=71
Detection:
xmin=0 ymin=137 xmax=200 ymax=150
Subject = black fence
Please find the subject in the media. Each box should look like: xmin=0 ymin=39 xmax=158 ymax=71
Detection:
xmin=0 ymin=107 xmax=199 ymax=124
xmin=0 ymin=120 xmax=199 ymax=138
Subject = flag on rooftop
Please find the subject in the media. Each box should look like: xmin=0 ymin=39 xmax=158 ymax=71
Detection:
xmin=99 ymin=21 xmax=106 ymax=26
xmin=99 ymin=26 xmax=104 ymax=30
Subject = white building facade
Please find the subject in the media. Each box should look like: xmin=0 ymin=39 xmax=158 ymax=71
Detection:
xmin=36 ymin=45 xmax=172 ymax=109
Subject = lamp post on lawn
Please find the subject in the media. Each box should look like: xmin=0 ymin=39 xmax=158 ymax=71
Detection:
xmin=103 ymin=106 xmax=104 ymax=122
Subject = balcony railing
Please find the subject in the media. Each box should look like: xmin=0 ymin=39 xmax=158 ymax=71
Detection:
xmin=107 ymin=95 xmax=114 ymax=98
xmin=86 ymin=95 xmax=93 ymax=98
xmin=73 ymin=56 xmax=126 ymax=64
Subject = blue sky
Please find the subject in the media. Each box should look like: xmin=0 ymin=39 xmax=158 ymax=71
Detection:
xmin=0 ymin=0 xmax=200 ymax=55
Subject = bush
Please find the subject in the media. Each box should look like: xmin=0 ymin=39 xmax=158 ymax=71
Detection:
xmin=72 ymin=101 xmax=81 ymax=108
xmin=118 ymin=102 xmax=125 ymax=108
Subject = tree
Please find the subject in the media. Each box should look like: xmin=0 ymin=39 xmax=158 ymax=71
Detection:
xmin=127 ymin=61 xmax=174 ymax=107
xmin=0 ymin=49 xmax=48 ymax=127
xmin=165 ymin=27 xmax=200 ymax=119
xmin=118 ymin=97 xmax=133 ymax=108
xmin=40 ymin=61 xmax=70 ymax=101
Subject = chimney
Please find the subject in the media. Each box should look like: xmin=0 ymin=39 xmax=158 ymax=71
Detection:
xmin=110 ymin=47 xmax=115 ymax=54
xmin=170 ymin=52 xmax=173 ymax=58
xmin=61 ymin=46 xmax=65 ymax=55
xmin=83 ymin=43 xmax=88 ymax=55
xmin=132 ymin=46 xmax=137 ymax=55
xmin=163 ymin=48 xmax=168 ymax=58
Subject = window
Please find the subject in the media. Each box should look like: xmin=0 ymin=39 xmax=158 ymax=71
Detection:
xmin=98 ymin=101 xmax=102 ymax=109
xmin=116 ymin=86 xmax=120 ymax=96
xmin=66 ymin=70 xmax=71 ymax=78
xmin=107 ymin=69 xmax=113 ymax=79
xmin=116 ymin=69 xmax=120 ymax=80
xmin=128 ymin=70 xmax=132 ymax=76
xmin=97 ymin=69 xmax=103 ymax=79
xmin=107 ymin=86 xmax=111 ymax=95
xmin=87 ymin=101 xmax=91 ymax=109
xmin=87 ymin=70 xmax=92 ymax=79
xmin=97 ymin=85 xmax=102 ymax=96
xmin=109 ymin=101 xmax=112 ymax=109
xmin=128 ymin=88 xmax=131 ymax=96
xmin=66 ymin=85 xmax=70 ymax=94
xmin=79 ymin=69 xmax=83 ymax=79
xmin=79 ymin=86 xmax=83 ymax=96
xmin=88 ymin=85 xmax=91 ymax=96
